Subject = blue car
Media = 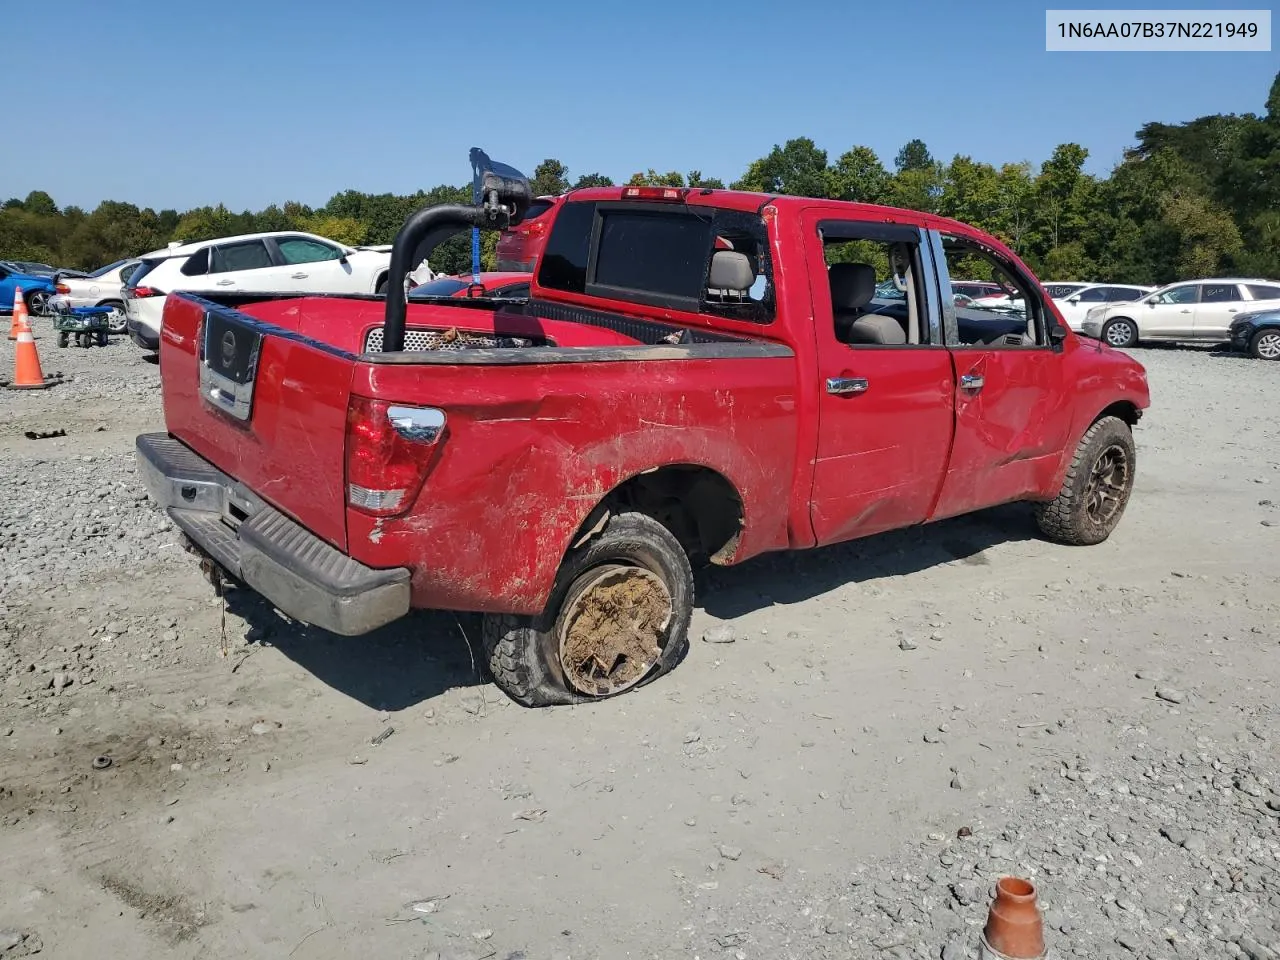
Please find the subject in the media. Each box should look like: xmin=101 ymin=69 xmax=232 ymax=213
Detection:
xmin=1229 ymin=308 xmax=1280 ymax=361
xmin=0 ymin=261 xmax=56 ymax=315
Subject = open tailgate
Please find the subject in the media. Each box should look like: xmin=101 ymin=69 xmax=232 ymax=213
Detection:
xmin=160 ymin=294 xmax=355 ymax=552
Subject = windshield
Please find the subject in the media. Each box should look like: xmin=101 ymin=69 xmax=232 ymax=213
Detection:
xmin=408 ymin=277 xmax=469 ymax=297
xmin=88 ymin=259 xmax=131 ymax=278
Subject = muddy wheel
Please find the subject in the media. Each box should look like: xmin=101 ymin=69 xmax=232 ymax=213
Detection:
xmin=1034 ymin=416 xmax=1136 ymax=546
xmin=481 ymin=512 xmax=693 ymax=707
xmin=57 ymin=331 xmax=68 ymax=348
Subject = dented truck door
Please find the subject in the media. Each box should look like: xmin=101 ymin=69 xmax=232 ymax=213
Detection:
xmin=801 ymin=211 xmax=956 ymax=546
xmin=927 ymin=229 xmax=1074 ymax=520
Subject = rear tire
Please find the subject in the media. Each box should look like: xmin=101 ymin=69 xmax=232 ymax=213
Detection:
xmin=1250 ymin=328 xmax=1280 ymax=361
xmin=1035 ymin=416 xmax=1136 ymax=546
xmin=97 ymin=330 xmax=108 ymax=347
xmin=57 ymin=331 xmax=68 ymax=348
xmin=481 ymin=512 xmax=693 ymax=707
xmin=1101 ymin=317 xmax=1138 ymax=349
xmin=101 ymin=301 xmax=127 ymax=335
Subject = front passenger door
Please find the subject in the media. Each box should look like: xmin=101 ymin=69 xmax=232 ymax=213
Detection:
xmin=271 ymin=236 xmax=354 ymax=293
xmin=931 ymin=230 xmax=1072 ymax=520
xmin=1141 ymin=283 xmax=1198 ymax=338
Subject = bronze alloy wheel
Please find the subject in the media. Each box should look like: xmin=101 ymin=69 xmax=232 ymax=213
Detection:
xmin=1084 ymin=443 xmax=1130 ymax=528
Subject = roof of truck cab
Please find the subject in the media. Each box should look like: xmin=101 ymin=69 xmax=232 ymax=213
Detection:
xmin=561 ymin=187 xmax=998 ymax=238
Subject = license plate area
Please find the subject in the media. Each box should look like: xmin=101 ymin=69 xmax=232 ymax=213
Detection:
xmin=198 ymin=309 xmax=263 ymax=422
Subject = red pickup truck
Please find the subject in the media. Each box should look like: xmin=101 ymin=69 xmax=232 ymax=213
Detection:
xmin=136 ymin=174 xmax=1150 ymax=708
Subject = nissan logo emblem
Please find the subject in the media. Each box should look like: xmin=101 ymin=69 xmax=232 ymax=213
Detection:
xmin=220 ymin=330 xmax=236 ymax=367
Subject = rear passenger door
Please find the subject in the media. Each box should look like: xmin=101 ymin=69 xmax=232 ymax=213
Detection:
xmin=799 ymin=211 xmax=956 ymax=546
xmin=1193 ymin=282 xmax=1245 ymax=340
xmin=207 ymin=239 xmax=284 ymax=293
xmin=930 ymin=229 xmax=1072 ymax=519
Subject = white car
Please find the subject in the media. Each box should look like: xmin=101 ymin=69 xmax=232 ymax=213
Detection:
xmin=1050 ymin=283 xmax=1155 ymax=331
xmin=1080 ymin=278 xmax=1280 ymax=348
xmin=123 ymin=231 xmax=395 ymax=351
xmin=54 ymin=258 xmax=143 ymax=334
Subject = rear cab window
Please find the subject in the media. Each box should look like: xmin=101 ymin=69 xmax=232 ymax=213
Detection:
xmin=536 ymin=199 xmax=774 ymax=324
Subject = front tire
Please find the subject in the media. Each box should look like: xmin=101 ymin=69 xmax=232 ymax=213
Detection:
xmin=482 ymin=512 xmax=693 ymax=707
xmin=1035 ymin=416 xmax=1136 ymax=546
xmin=1250 ymin=328 xmax=1280 ymax=361
xmin=1101 ymin=317 xmax=1138 ymax=349
xmin=57 ymin=331 xmax=68 ymax=348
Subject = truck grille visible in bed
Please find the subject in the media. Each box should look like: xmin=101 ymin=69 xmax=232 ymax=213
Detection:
xmin=363 ymin=327 xmax=537 ymax=353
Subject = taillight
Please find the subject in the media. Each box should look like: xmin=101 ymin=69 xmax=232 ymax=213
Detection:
xmin=130 ymin=286 xmax=164 ymax=298
xmin=528 ymin=221 xmax=546 ymax=237
xmin=621 ymin=186 xmax=688 ymax=201
xmin=345 ymin=397 xmax=445 ymax=517
xmin=55 ymin=283 xmax=70 ymax=294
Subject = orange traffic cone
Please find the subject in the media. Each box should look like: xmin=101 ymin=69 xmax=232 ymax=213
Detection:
xmin=7 ymin=310 xmax=51 ymax=390
xmin=979 ymin=877 xmax=1046 ymax=959
xmin=8 ymin=285 xmax=28 ymax=340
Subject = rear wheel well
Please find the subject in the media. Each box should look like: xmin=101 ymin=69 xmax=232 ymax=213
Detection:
xmin=576 ymin=466 xmax=745 ymax=567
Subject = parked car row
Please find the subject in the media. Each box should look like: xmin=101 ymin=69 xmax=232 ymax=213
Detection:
xmin=122 ymin=231 xmax=406 ymax=350
xmin=1079 ymin=278 xmax=1280 ymax=357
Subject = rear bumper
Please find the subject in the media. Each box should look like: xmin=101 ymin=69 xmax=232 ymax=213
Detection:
xmin=127 ymin=316 xmax=159 ymax=351
xmin=135 ymin=433 xmax=410 ymax=635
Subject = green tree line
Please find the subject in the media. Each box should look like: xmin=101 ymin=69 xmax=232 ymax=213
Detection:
xmin=4 ymin=72 xmax=1279 ymax=282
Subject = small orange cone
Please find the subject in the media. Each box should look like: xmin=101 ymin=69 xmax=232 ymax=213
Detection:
xmin=7 ymin=310 xmax=51 ymax=390
xmin=7 ymin=285 xmax=29 ymax=340
xmin=979 ymin=877 xmax=1046 ymax=959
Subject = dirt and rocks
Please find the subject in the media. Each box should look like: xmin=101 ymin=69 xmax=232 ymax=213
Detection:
xmin=0 ymin=324 xmax=1277 ymax=960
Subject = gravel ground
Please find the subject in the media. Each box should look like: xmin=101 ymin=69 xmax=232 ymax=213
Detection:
xmin=0 ymin=319 xmax=1278 ymax=960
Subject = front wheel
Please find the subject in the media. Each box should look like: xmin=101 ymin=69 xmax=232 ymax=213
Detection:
xmin=1250 ymin=328 xmax=1280 ymax=361
xmin=1101 ymin=317 xmax=1138 ymax=349
xmin=1035 ymin=416 xmax=1136 ymax=546
xmin=482 ymin=512 xmax=693 ymax=707
xmin=57 ymin=331 xmax=68 ymax=348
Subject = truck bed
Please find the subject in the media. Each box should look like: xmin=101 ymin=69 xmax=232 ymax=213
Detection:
xmin=157 ymin=292 xmax=798 ymax=614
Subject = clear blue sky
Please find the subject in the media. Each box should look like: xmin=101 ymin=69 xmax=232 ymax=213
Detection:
xmin=6 ymin=0 xmax=1277 ymax=212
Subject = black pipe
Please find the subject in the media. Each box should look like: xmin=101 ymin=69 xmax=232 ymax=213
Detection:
xmin=382 ymin=204 xmax=488 ymax=353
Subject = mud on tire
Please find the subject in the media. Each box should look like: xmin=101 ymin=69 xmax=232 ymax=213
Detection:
xmin=481 ymin=512 xmax=694 ymax=707
xmin=1035 ymin=415 xmax=1136 ymax=546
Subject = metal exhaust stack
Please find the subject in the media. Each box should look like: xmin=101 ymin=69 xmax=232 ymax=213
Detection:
xmin=381 ymin=149 xmax=533 ymax=354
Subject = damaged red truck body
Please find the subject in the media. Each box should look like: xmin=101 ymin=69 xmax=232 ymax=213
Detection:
xmin=137 ymin=180 xmax=1150 ymax=707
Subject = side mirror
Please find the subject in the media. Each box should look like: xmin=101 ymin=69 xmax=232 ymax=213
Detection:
xmin=338 ymin=254 xmax=349 ymax=265
xmin=1146 ymin=298 xmax=1157 ymax=306
xmin=1066 ymin=296 xmax=1079 ymax=304
xmin=1049 ymin=324 xmax=1068 ymax=344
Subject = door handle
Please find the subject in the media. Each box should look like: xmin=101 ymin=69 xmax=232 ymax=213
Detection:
xmin=216 ymin=279 xmax=234 ymax=286
xmin=1228 ymin=308 xmax=1238 ymax=313
xmin=291 ymin=272 xmax=308 ymax=279
xmin=960 ymin=374 xmax=984 ymax=391
xmin=826 ymin=376 xmax=868 ymax=395
xmin=1180 ymin=309 xmax=1191 ymax=313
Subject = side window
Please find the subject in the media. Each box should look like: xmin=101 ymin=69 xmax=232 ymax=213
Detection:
xmin=1201 ymin=283 xmax=1242 ymax=303
xmin=277 ymin=237 xmax=342 ymax=265
xmin=210 ymin=241 xmax=272 ymax=274
xmin=1245 ymin=283 xmax=1280 ymax=300
xmin=1155 ymin=285 xmax=1198 ymax=305
xmin=1076 ymin=287 xmax=1109 ymax=302
xmin=820 ymin=224 xmax=931 ymax=347
xmin=941 ymin=235 xmax=1045 ymax=348
xmin=180 ymin=248 xmax=210 ymax=277
xmin=1107 ymin=287 xmax=1145 ymax=301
